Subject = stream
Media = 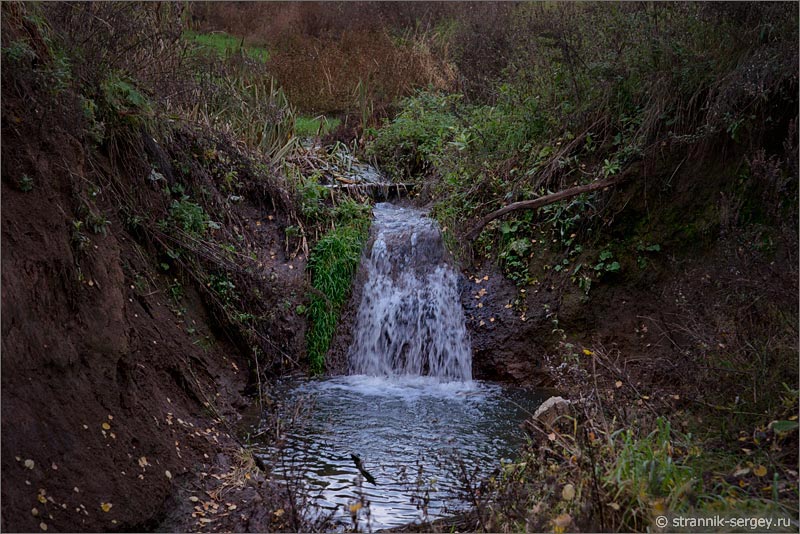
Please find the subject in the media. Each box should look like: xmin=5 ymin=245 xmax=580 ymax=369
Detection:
xmin=250 ymin=203 xmax=544 ymax=531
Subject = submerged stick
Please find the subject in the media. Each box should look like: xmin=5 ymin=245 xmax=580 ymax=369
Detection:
xmin=350 ymin=453 xmax=377 ymax=485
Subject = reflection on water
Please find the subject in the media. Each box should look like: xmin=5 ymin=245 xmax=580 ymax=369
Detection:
xmin=251 ymin=375 xmax=543 ymax=531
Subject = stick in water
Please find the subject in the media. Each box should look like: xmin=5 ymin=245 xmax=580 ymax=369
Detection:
xmin=350 ymin=453 xmax=377 ymax=485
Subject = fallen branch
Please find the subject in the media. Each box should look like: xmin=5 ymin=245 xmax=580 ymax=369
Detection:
xmin=465 ymin=174 xmax=628 ymax=240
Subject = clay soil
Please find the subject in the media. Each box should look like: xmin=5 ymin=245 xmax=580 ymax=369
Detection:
xmin=1 ymin=93 xmax=307 ymax=532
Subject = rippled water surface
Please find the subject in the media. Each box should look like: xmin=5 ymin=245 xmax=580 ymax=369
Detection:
xmin=253 ymin=375 xmax=543 ymax=530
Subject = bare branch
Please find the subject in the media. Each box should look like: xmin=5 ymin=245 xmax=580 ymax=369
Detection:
xmin=465 ymin=174 xmax=628 ymax=240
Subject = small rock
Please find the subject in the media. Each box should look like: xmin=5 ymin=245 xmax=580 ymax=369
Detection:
xmin=530 ymin=396 xmax=571 ymax=428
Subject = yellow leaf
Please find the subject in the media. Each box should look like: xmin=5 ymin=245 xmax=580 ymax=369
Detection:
xmin=608 ymin=502 xmax=620 ymax=511
xmin=37 ymin=495 xmax=47 ymax=504
xmin=101 ymin=423 xmax=111 ymax=430
xmin=273 ymin=509 xmax=284 ymax=517
xmin=553 ymin=513 xmax=572 ymax=529
xmin=753 ymin=465 xmax=767 ymax=477
xmin=561 ymin=483 xmax=575 ymax=501
xmin=615 ymin=381 xmax=622 ymax=388
xmin=101 ymin=502 xmax=113 ymax=512
xmin=651 ymin=498 xmax=666 ymax=514
xmin=582 ymin=348 xmax=593 ymax=356
xmin=349 ymin=503 xmax=362 ymax=514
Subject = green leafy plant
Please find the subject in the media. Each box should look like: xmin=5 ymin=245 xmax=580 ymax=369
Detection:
xmin=169 ymin=196 xmax=213 ymax=237
xmin=18 ymin=174 xmax=34 ymax=192
xmin=635 ymin=242 xmax=661 ymax=269
xmin=593 ymin=249 xmax=620 ymax=273
xmin=306 ymin=221 xmax=369 ymax=373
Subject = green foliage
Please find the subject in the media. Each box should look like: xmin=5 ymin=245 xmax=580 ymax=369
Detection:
xmin=184 ymin=30 xmax=270 ymax=63
xmin=306 ymin=220 xmax=369 ymax=374
xmin=497 ymin=218 xmax=534 ymax=286
xmin=606 ymin=418 xmax=696 ymax=529
xmin=593 ymin=249 xmax=621 ymax=274
xmin=18 ymin=174 xmax=34 ymax=192
xmin=168 ymin=196 xmax=212 ymax=237
xmin=368 ymin=91 xmax=460 ymax=179
xmin=192 ymin=74 xmax=298 ymax=160
xmin=207 ymin=273 xmax=236 ymax=304
xmin=294 ymin=115 xmax=341 ymax=137
xmin=101 ymin=73 xmax=151 ymax=118
xmin=2 ymin=40 xmax=36 ymax=63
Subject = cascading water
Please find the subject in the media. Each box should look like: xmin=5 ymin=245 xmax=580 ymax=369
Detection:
xmin=348 ymin=203 xmax=472 ymax=381
xmin=250 ymin=201 xmax=543 ymax=531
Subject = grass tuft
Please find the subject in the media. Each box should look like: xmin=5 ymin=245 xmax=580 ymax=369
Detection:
xmin=306 ymin=209 xmax=369 ymax=374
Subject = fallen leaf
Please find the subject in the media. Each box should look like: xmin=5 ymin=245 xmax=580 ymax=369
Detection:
xmin=31 ymin=508 xmax=39 ymax=516
xmin=615 ymin=380 xmax=623 ymax=388
xmin=273 ymin=509 xmax=284 ymax=517
xmin=733 ymin=467 xmax=750 ymax=477
xmin=101 ymin=423 xmax=111 ymax=430
xmin=553 ymin=513 xmax=572 ymax=531
xmin=24 ymin=459 xmax=35 ymax=470
xmin=561 ymin=483 xmax=575 ymax=501
xmin=37 ymin=495 xmax=47 ymax=504
xmin=548 ymin=432 xmax=556 ymax=441
xmin=100 ymin=502 xmax=112 ymax=512
xmin=138 ymin=457 xmax=148 ymax=468
xmin=165 ymin=470 xmax=172 ymax=480
xmin=189 ymin=496 xmax=199 ymax=503
xmin=608 ymin=502 xmax=620 ymax=511
xmin=754 ymin=465 xmax=767 ymax=477
xmin=349 ymin=503 xmax=362 ymax=513
xmin=582 ymin=348 xmax=593 ymax=356
xmin=39 ymin=522 xmax=47 ymax=531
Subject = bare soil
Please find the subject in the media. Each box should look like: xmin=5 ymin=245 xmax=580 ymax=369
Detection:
xmin=1 ymin=95 xmax=307 ymax=532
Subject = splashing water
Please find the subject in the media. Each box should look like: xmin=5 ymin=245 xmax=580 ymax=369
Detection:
xmin=250 ymin=202 xmax=544 ymax=531
xmin=348 ymin=203 xmax=472 ymax=381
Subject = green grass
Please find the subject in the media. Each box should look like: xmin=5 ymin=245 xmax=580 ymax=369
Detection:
xmin=184 ymin=30 xmax=270 ymax=63
xmin=294 ymin=115 xmax=341 ymax=138
xmin=306 ymin=215 xmax=369 ymax=374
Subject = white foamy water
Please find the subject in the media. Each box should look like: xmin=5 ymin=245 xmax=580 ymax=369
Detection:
xmin=252 ymin=202 xmax=543 ymax=531
xmin=348 ymin=203 xmax=472 ymax=381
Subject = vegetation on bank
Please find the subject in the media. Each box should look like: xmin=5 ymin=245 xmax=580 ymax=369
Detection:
xmin=1 ymin=2 xmax=369 ymax=382
xmin=358 ymin=3 xmax=798 ymax=530
xmin=3 ymin=1 xmax=798 ymax=532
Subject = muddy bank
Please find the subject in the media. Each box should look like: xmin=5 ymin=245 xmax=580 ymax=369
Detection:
xmin=0 ymin=90 xmax=308 ymax=531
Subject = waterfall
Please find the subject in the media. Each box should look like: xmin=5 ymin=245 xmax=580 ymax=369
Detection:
xmin=348 ymin=203 xmax=472 ymax=381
